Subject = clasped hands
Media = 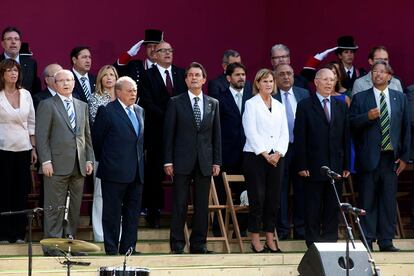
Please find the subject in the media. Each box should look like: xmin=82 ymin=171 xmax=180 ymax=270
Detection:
xmin=263 ymin=152 xmax=280 ymax=167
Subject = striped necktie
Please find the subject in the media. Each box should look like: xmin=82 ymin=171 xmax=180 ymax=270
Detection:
xmin=64 ymin=99 xmax=76 ymax=131
xmin=380 ymin=91 xmax=392 ymax=151
xmin=80 ymin=76 xmax=91 ymax=101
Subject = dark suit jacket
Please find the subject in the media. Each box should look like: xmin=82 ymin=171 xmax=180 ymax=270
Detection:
xmin=216 ymin=86 xmax=252 ymax=168
xmin=274 ymin=86 xmax=310 ymax=104
xmin=92 ymin=100 xmax=145 ymax=184
xmin=71 ymin=71 xmax=96 ymax=103
xmin=207 ymin=73 xmax=253 ymax=99
xmin=138 ymin=65 xmax=187 ymax=150
xmin=114 ymin=59 xmax=146 ymax=85
xmin=163 ymin=93 xmax=222 ymax=176
xmin=32 ymin=88 xmax=54 ymax=111
xmin=294 ymin=94 xmax=350 ymax=181
xmin=1 ymin=54 xmax=41 ymax=94
xmin=349 ymin=88 xmax=410 ymax=172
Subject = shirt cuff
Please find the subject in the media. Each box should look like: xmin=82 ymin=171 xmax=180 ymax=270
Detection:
xmin=42 ymin=160 xmax=52 ymax=165
xmin=164 ymin=163 xmax=173 ymax=167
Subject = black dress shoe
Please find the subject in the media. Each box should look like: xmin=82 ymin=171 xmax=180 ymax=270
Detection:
xmin=379 ymin=245 xmax=400 ymax=252
xmin=190 ymin=247 xmax=213 ymax=254
xmin=171 ymin=248 xmax=184 ymax=254
xmin=71 ymin=252 xmax=88 ymax=256
xmin=264 ymin=243 xmax=283 ymax=253
xmin=106 ymin=251 xmax=118 ymax=256
xmin=250 ymin=244 xmax=267 ymax=253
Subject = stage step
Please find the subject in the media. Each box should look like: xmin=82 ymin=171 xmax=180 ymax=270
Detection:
xmin=1 ymin=252 xmax=414 ymax=275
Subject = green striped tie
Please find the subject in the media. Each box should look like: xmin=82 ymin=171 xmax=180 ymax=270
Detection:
xmin=380 ymin=91 xmax=392 ymax=151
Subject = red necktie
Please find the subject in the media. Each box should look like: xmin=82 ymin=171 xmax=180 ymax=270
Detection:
xmin=165 ymin=70 xmax=173 ymax=96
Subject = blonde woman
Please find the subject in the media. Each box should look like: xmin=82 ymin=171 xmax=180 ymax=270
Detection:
xmin=89 ymin=65 xmax=118 ymax=242
xmin=242 ymin=69 xmax=289 ymax=253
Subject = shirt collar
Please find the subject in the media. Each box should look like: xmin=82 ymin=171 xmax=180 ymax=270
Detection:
xmin=229 ymin=86 xmax=244 ymax=97
xmin=118 ymin=98 xmax=133 ymax=109
xmin=157 ymin=64 xmax=172 ymax=73
xmin=280 ymin=87 xmax=293 ymax=95
xmin=316 ymin=92 xmax=330 ymax=103
xmin=72 ymin=68 xmax=89 ymax=80
xmin=47 ymin=87 xmax=57 ymax=96
xmin=57 ymin=93 xmax=73 ymax=103
xmin=188 ymin=90 xmax=203 ymax=102
xmin=4 ymin=52 xmax=20 ymax=64
xmin=373 ymin=86 xmax=389 ymax=96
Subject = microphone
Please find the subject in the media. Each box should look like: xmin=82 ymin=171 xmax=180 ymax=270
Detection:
xmin=340 ymin=203 xmax=366 ymax=216
xmin=64 ymin=191 xmax=71 ymax=224
xmin=320 ymin=166 xmax=342 ymax=179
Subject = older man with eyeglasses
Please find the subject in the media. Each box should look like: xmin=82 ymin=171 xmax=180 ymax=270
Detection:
xmin=137 ymin=41 xmax=188 ymax=228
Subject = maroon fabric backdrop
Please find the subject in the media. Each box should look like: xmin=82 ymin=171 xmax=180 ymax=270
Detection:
xmin=2 ymin=0 xmax=414 ymax=87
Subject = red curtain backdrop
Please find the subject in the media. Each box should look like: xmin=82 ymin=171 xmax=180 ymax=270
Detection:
xmin=2 ymin=0 xmax=414 ymax=87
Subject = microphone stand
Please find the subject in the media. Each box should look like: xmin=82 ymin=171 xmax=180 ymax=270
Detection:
xmin=0 ymin=207 xmax=44 ymax=276
xmin=353 ymin=214 xmax=381 ymax=276
xmin=328 ymin=176 xmax=355 ymax=276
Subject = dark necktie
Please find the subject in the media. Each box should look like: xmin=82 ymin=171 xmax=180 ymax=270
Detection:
xmin=193 ymin=97 xmax=201 ymax=129
xmin=80 ymin=76 xmax=91 ymax=101
xmin=380 ymin=91 xmax=392 ymax=150
xmin=165 ymin=70 xmax=173 ymax=96
xmin=284 ymin=92 xmax=295 ymax=143
xmin=323 ymin=98 xmax=330 ymax=122
xmin=347 ymin=70 xmax=352 ymax=79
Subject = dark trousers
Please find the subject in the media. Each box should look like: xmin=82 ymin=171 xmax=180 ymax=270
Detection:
xmin=170 ymin=164 xmax=211 ymax=251
xmin=243 ymin=152 xmax=283 ymax=233
xmin=142 ymin=148 xmax=164 ymax=211
xmin=304 ymin=179 xmax=342 ymax=247
xmin=0 ymin=150 xmax=31 ymax=242
xmin=277 ymin=143 xmax=305 ymax=238
xmin=101 ymin=179 xmax=143 ymax=254
xmin=358 ymin=152 xmax=397 ymax=248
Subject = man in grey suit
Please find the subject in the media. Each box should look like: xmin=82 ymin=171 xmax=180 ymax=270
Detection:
xmin=274 ymin=64 xmax=309 ymax=240
xmin=350 ymin=61 xmax=410 ymax=252
xmin=36 ymin=70 xmax=94 ymax=248
xmin=352 ymin=46 xmax=403 ymax=96
xmin=164 ymin=62 xmax=221 ymax=254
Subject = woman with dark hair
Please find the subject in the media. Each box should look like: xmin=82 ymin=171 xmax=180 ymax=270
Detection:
xmin=88 ymin=65 xmax=118 ymax=242
xmin=324 ymin=61 xmax=351 ymax=107
xmin=242 ymin=68 xmax=289 ymax=253
xmin=0 ymin=59 xmax=36 ymax=243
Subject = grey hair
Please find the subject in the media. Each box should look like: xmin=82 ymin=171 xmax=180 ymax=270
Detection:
xmin=270 ymin=44 xmax=290 ymax=56
xmin=222 ymin=49 xmax=240 ymax=64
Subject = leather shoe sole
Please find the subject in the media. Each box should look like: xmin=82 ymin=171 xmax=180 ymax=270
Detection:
xmin=379 ymin=245 xmax=400 ymax=252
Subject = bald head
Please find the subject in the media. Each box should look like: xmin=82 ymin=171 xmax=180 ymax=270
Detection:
xmin=43 ymin=63 xmax=63 ymax=90
xmin=314 ymin=68 xmax=335 ymax=97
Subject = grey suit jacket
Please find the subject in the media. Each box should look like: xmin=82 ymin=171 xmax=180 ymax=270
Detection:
xmin=36 ymin=94 xmax=94 ymax=176
xmin=352 ymin=71 xmax=403 ymax=96
xmin=163 ymin=92 xmax=221 ymax=176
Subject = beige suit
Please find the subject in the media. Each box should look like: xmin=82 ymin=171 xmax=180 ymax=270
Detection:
xmin=36 ymin=94 xmax=94 ymax=238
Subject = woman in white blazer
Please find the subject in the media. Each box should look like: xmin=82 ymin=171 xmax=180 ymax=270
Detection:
xmin=242 ymin=68 xmax=289 ymax=253
xmin=0 ymin=59 xmax=36 ymax=244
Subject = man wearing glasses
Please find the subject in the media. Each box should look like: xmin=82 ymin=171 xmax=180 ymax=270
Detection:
xmin=138 ymin=41 xmax=187 ymax=228
xmin=270 ymin=44 xmax=309 ymax=90
xmin=36 ymin=70 xmax=94 ymax=255
xmin=1 ymin=26 xmax=40 ymax=94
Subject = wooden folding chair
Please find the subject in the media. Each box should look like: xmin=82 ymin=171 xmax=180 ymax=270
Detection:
xmin=184 ymin=177 xmax=230 ymax=253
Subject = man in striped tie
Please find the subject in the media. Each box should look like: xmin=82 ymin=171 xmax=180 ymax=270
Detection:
xmin=70 ymin=46 xmax=96 ymax=103
xmin=350 ymin=60 xmax=410 ymax=252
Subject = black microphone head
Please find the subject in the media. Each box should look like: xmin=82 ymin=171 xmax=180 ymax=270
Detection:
xmin=320 ymin=166 xmax=330 ymax=175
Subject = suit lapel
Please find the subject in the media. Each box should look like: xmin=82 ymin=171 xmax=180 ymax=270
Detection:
xmin=223 ymin=89 xmax=241 ymax=116
xmin=133 ymin=104 xmax=144 ymax=138
xmin=182 ymin=93 xmax=198 ymax=130
xmin=53 ymin=96 xmax=73 ymax=131
xmin=200 ymin=94 xmax=212 ymax=129
xmin=114 ymin=100 xmax=137 ymax=135
xmin=389 ymin=90 xmax=398 ymax=131
xmin=73 ymin=99 xmax=83 ymax=133
xmin=311 ymin=95 xmax=330 ymax=125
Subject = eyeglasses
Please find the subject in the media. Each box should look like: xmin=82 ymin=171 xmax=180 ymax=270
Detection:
xmin=316 ymin=77 xmax=336 ymax=83
xmin=372 ymin=70 xmax=388 ymax=75
xmin=56 ymin=79 xmax=74 ymax=84
xmin=156 ymin=48 xmax=174 ymax=54
xmin=271 ymin=54 xmax=290 ymax=60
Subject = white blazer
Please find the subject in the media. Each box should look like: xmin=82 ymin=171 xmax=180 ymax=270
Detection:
xmin=242 ymin=94 xmax=289 ymax=156
xmin=0 ymin=89 xmax=35 ymax=151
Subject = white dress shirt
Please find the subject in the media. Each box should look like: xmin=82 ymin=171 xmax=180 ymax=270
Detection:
xmin=188 ymin=91 xmax=204 ymax=119
xmin=72 ymin=68 xmax=92 ymax=94
xmin=242 ymin=94 xmax=289 ymax=155
xmin=373 ymin=86 xmax=392 ymax=119
xmin=156 ymin=64 xmax=173 ymax=86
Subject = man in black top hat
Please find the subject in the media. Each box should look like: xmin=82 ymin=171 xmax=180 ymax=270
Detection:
xmin=335 ymin=35 xmax=366 ymax=90
xmin=115 ymin=29 xmax=163 ymax=85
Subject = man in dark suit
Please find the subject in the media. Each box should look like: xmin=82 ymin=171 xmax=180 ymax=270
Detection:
xmin=114 ymin=29 xmax=163 ymax=85
xmin=350 ymin=61 xmax=410 ymax=252
xmin=164 ymin=62 xmax=221 ymax=254
xmin=274 ymin=64 xmax=310 ymax=240
xmin=138 ymin=41 xmax=187 ymax=228
xmin=294 ymin=68 xmax=350 ymax=247
xmin=70 ymin=46 xmax=96 ymax=103
xmin=36 ymin=70 xmax=94 ymax=254
xmin=212 ymin=62 xmax=252 ymax=236
xmin=1 ymin=26 xmax=40 ymax=94
xmin=208 ymin=49 xmax=252 ymax=99
xmin=33 ymin=63 xmax=62 ymax=110
xmin=92 ymin=76 xmax=144 ymax=255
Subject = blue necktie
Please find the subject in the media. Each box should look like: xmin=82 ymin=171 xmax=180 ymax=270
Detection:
xmin=64 ymin=99 xmax=76 ymax=131
xmin=284 ymin=92 xmax=295 ymax=143
xmin=80 ymin=76 xmax=91 ymax=101
xmin=127 ymin=107 xmax=139 ymax=136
